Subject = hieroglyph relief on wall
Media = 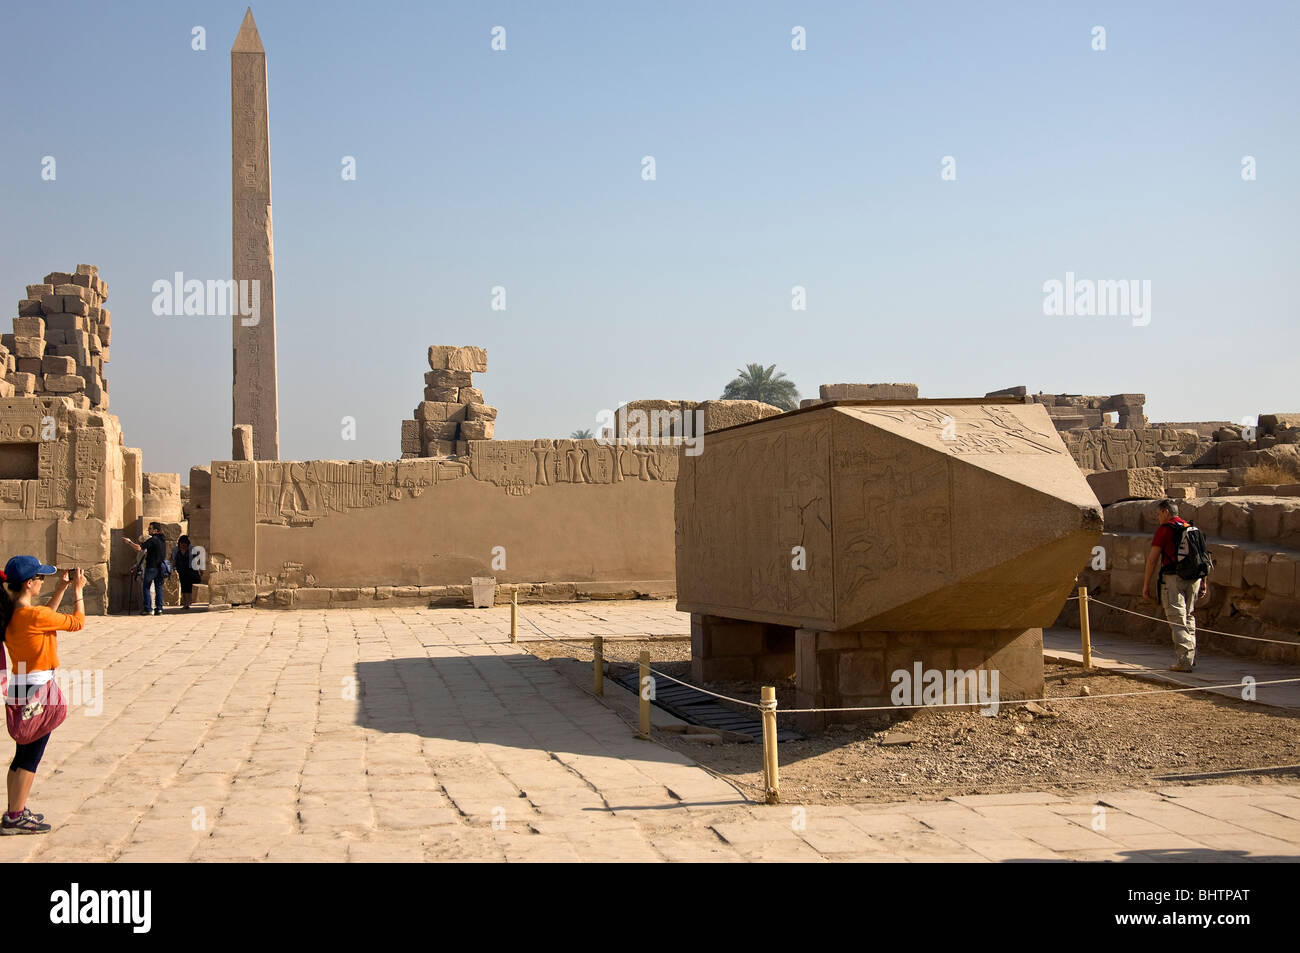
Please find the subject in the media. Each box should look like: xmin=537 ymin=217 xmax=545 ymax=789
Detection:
xmin=470 ymin=439 xmax=680 ymax=495
xmin=676 ymin=419 xmax=832 ymax=621
xmin=848 ymin=405 xmax=1065 ymax=457
xmin=243 ymin=459 xmax=470 ymax=526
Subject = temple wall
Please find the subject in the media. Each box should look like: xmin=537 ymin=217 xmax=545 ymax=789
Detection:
xmin=206 ymin=439 xmax=679 ymax=603
xmin=0 ymin=396 xmax=131 ymax=614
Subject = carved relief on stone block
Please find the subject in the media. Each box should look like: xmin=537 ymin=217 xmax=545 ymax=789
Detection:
xmin=216 ymin=462 xmax=253 ymax=484
xmin=72 ymin=427 xmax=107 ymax=518
xmin=0 ymin=480 xmax=36 ymax=519
xmin=855 ymin=406 xmax=1062 ymax=457
xmin=469 ymin=441 xmax=537 ymax=494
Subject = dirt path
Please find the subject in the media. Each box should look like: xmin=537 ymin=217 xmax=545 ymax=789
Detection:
xmin=525 ymin=639 xmax=1300 ymax=804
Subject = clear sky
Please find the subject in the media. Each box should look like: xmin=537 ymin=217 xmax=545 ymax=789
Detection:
xmin=1 ymin=1 xmax=1296 ymax=477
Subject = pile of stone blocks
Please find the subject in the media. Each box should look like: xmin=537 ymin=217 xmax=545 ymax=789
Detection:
xmin=399 ymin=345 xmax=497 ymax=458
xmin=4 ymin=265 xmax=111 ymax=409
xmin=1197 ymin=414 xmax=1300 ymax=469
xmin=1086 ymin=467 xmax=1166 ymax=505
xmin=986 ymin=387 xmax=1146 ymax=431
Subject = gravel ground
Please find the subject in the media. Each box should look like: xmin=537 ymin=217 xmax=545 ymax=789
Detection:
xmin=524 ymin=638 xmax=1300 ymax=803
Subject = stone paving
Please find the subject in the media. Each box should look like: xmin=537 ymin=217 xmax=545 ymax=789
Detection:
xmin=0 ymin=603 xmax=1296 ymax=862
xmin=1044 ymin=625 xmax=1300 ymax=709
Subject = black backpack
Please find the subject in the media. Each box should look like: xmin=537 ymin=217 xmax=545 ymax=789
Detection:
xmin=1169 ymin=521 xmax=1214 ymax=581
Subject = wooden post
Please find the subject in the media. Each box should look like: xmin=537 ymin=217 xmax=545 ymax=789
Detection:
xmin=1078 ymin=585 xmax=1092 ymax=670
xmin=593 ymin=635 xmax=604 ymax=696
xmin=761 ymin=686 xmax=779 ymax=804
xmin=510 ymin=588 xmax=517 ymax=644
xmin=638 ymin=650 xmax=651 ymax=739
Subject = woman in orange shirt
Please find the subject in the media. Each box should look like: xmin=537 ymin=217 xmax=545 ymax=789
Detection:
xmin=0 ymin=556 xmax=85 ymax=835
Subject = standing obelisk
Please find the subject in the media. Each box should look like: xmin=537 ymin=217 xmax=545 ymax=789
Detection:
xmin=231 ymin=8 xmax=279 ymax=460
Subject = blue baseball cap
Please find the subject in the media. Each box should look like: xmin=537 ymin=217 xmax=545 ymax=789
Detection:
xmin=4 ymin=555 xmax=57 ymax=584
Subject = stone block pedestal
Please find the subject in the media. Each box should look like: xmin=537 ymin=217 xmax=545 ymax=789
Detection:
xmin=690 ymin=613 xmax=796 ymax=684
xmin=793 ymin=627 xmax=1044 ymax=731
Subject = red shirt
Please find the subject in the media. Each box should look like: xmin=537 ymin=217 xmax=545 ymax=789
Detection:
xmin=1152 ymin=517 xmax=1189 ymax=569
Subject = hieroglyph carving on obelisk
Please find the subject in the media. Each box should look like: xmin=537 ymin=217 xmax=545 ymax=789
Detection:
xmin=231 ymin=8 xmax=279 ymax=460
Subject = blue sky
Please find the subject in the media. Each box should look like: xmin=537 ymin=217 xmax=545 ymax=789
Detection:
xmin=1 ymin=1 xmax=1296 ymax=476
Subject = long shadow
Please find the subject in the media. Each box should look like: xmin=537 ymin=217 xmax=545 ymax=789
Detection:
xmin=1006 ymin=847 xmax=1294 ymax=863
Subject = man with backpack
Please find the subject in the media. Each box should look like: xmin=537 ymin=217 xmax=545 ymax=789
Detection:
xmin=1141 ymin=499 xmax=1212 ymax=672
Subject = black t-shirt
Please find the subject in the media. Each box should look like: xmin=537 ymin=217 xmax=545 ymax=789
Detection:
xmin=142 ymin=534 xmax=166 ymax=569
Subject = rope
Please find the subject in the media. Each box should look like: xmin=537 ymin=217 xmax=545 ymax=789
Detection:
xmin=516 ymin=610 xmax=1299 ymax=716
xmin=519 ymin=611 xmax=764 ymax=708
xmin=1084 ymin=595 xmax=1299 ymax=646
xmin=777 ymin=676 xmax=1300 ymax=714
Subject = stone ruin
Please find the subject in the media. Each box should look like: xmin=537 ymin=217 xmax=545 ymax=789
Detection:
xmin=985 ymin=386 xmax=1146 ymax=431
xmin=5 ymin=266 xmax=112 ymax=408
xmin=675 ymin=398 xmax=1103 ymax=727
xmin=800 ymin=382 xmax=920 ymax=407
xmin=609 ymin=399 xmax=784 ymax=438
xmin=399 ymin=345 xmax=498 ymax=458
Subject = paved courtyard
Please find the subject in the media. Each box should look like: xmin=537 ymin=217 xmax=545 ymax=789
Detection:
xmin=2 ymin=603 xmax=1297 ymax=863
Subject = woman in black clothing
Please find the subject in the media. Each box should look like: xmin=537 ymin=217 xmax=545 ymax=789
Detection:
xmin=172 ymin=535 xmax=201 ymax=610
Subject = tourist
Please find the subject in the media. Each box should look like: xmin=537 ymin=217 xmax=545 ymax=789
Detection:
xmin=173 ymin=535 xmax=201 ymax=610
xmin=0 ymin=557 xmax=84 ymax=835
xmin=1141 ymin=499 xmax=1202 ymax=672
xmin=123 ymin=522 xmax=168 ymax=616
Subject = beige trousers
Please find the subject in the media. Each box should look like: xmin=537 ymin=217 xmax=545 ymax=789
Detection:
xmin=1160 ymin=573 xmax=1200 ymax=662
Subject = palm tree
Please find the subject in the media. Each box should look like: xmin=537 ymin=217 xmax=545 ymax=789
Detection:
xmin=721 ymin=363 xmax=800 ymax=411
xmin=570 ymin=429 xmax=595 ymax=439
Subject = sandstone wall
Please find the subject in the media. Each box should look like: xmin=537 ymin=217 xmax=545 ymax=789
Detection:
xmin=205 ymin=438 xmax=679 ymax=605
xmin=1063 ymin=427 xmax=1203 ymax=470
xmin=1056 ymin=497 xmax=1300 ymax=663
xmin=0 ymin=396 xmax=132 ymax=614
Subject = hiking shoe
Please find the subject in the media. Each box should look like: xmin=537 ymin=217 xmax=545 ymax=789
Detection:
xmin=17 ymin=807 xmax=43 ymax=823
xmin=1 ymin=811 xmax=51 ymax=835
xmin=1170 ymin=659 xmax=1195 ymax=672
xmin=153 ymin=610 xmax=162 ymax=616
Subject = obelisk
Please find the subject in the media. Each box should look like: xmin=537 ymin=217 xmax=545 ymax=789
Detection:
xmin=231 ymin=7 xmax=279 ymax=460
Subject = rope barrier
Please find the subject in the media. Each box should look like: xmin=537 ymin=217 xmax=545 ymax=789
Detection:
xmin=776 ymin=676 xmax=1300 ymax=715
xmin=514 ymin=605 xmax=1298 ymax=807
xmin=1083 ymin=595 xmax=1299 ymax=646
xmin=516 ymin=609 xmax=1299 ymax=716
xmin=520 ymin=611 xmax=764 ymax=709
